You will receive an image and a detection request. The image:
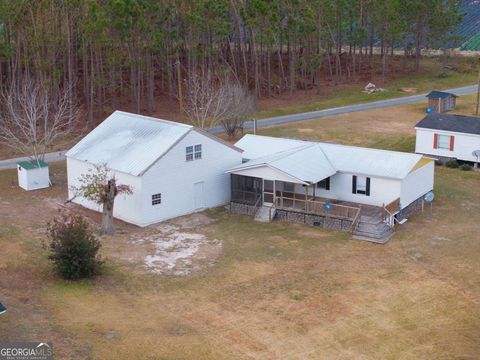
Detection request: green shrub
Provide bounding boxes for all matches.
[445,159,459,168]
[46,213,103,280]
[460,164,472,171]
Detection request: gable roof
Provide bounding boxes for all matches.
[17,159,48,170]
[227,144,336,183]
[415,113,480,135]
[426,90,457,99]
[231,135,423,180]
[66,111,241,176]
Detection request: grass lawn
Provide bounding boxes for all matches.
[256,56,480,119]
[1,96,480,359]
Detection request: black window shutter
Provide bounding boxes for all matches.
[325,177,330,190]
[366,177,371,196]
[352,175,357,194]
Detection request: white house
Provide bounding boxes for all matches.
[66,111,243,227]
[415,113,480,163]
[17,159,50,191]
[228,135,435,242]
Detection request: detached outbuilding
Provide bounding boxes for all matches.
[426,91,457,113]
[415,113,480,163]
[66,111,243,227]
[17,159,50,191]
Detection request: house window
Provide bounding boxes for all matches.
[283,182,295,192]
[186,144,202,161]
[186,146,193,161]
[437,134,451,150]
[151,193,162,205]
[194,144,202,159]
[317,177,330,190]
[352,175,370,196]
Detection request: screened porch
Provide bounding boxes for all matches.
[230,174,361,222]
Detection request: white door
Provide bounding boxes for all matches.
[194,181,205,210]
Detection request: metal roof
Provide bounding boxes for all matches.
[415,113,480,135]
[232,135,423,180]
[17,159,48,170]
[426,90,457,99]
[66,111,192,176]
[227,144,337,183]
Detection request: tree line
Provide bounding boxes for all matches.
[0,0,462,128]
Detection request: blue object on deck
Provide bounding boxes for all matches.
[426,108,433,113]
[323,203,333,211]
[0,303,6,315]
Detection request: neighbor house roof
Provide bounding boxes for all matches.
[227,144,336,183]
[17,159,48,170]
[415,113,480,136]
[426,90,457,99]
[66,111,241,176]
[230,135,424,181]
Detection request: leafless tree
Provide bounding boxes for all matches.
[218,82,256,138]
[183,72,255,137]
[0,77,81,164]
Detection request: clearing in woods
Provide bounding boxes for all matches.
[0,95,480,359]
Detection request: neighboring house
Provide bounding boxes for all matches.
[228,135,435,243]
[426,91,457,113]
[66,111,243,227]
[415,113,480,163]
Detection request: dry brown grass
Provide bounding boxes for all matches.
[1,97,480,359]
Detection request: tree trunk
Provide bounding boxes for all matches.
[101,179,116,234]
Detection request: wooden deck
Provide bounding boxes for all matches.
[274,191,361,223]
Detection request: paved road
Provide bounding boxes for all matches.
[0,151,66,170]
[0,84,477,170]
[209,84,478,133]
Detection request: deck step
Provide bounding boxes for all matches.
[254,205,276,223]
[353,209,394,243]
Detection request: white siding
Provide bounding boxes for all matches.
[282,172,401,208]
[400,161,434,208]
[415,128,480,162]
[67,157,144,226]
[140,130,242,226]
[17,166,50,191]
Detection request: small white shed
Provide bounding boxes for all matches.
[17,160,51,191]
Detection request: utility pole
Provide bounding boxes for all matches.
[476,66,480,116]
[176,58,184,114]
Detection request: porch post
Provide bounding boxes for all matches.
[305,185,308,212]
[273,180,276,206]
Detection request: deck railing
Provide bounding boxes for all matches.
[274,191,360,221]
[382,197,400,227]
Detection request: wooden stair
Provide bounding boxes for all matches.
[353,214,394,244]
[254,205,276,223]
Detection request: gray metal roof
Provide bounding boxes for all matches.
[232,135,423,180]
[426,90,457,99]
[228,144,337,183]
[66,111,192,176]
[415,113,480,135]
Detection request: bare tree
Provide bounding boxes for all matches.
[0,77,81,164]
[218,82,256,138]
[184,73,255,136]
[70,164,133,235]
[183,72,227,129]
